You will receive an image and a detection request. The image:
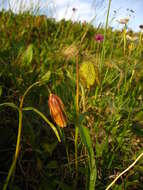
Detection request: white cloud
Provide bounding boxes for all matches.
[51,0,102,23]
[53,0,71,6]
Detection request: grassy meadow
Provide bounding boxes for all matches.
[0,3,143,190]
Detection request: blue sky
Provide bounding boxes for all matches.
[0,0,143,31]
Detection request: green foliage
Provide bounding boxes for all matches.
[21,44,34,66]
[79,122,97,190]
[41,71,51,83]
[0,86,2,97]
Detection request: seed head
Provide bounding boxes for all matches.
[117,18,129,25]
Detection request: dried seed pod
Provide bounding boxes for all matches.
[62,44,78,60]
[48,94,67,128]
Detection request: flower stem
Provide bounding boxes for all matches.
[75,53,79,187]
[3,81,40,190]
[101,0,112,72]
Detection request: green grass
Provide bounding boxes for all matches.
[0,7,143,190]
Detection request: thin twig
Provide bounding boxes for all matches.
[105,152,143,190]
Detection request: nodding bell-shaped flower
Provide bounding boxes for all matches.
[48,94,67,128]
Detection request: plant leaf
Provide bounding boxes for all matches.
[22,44,34,66]
[41,71,51,83]
[79,125,93,161]
[79,61,96,88]
[0,86,2,97]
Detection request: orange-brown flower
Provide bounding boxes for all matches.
[48,93,67,128]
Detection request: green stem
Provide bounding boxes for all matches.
[20,81,40,108]
[75,54,79,187]
[80,84,86,112]
[3,109,22,190]
[100,0,112,94]
[101,0,112,69]
[3,81,40,190]
[123,25,127,55]
[137,32,142,54]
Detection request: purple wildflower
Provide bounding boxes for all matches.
[94,34,104,42]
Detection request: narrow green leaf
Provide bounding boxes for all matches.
[79,124,97,190]
[79,125,93,160]
[22,44,33,66]
[89,166,97,190]
[0,86,2,96]
[23,106,61,142]
[0,102,19,110]
[41,71,51,83]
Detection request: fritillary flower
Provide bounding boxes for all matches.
[48,94,67,128]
